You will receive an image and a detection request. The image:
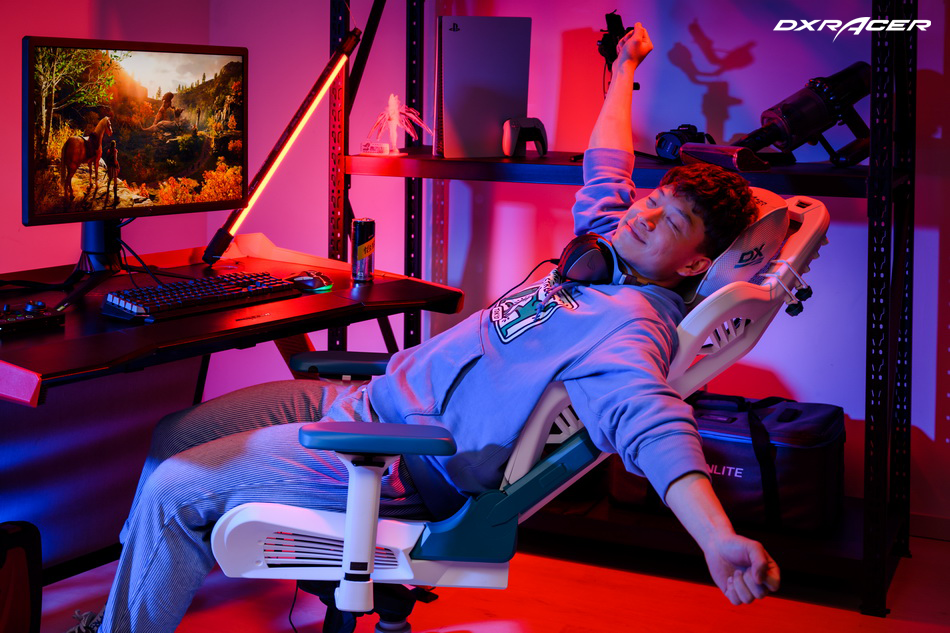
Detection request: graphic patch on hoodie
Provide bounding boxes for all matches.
[489,270,578,343]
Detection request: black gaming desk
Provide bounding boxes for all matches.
[0,234,462,583]
[0,234,464,407]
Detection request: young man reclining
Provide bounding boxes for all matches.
[72,22,780,633]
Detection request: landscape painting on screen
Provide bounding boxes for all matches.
[29,45,245,214]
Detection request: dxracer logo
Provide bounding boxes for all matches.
[775,18,930,41]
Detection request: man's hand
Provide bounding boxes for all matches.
[702,532,781,605]
[589,22,653,151]
[664,472,780,605]
[614,22,654,71]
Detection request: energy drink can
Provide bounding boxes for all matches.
[351,218,375,282]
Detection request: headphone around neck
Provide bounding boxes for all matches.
[556,233,615,284]
[556,233,645,286]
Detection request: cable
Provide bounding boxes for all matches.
[489,258,559,309]
[0,261,86,292]
[288,583,301,633]
[117,238,165,287]
[0,277,72,291]
[117,247,138,289]
[116,218,144,287]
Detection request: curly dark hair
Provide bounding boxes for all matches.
[659,163,758,259]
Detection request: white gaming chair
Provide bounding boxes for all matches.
[211,191,830,632]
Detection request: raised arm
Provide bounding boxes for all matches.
[572,23,654,237]
[588,22,653,152]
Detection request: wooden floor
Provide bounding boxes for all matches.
[41,535,950,632]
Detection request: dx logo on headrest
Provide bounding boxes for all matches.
[735,244,765,268]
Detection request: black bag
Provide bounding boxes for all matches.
[609,393,846,533]
[688,393,846,532]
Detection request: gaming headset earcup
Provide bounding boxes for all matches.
[556,233,614,284]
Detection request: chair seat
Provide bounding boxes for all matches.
[299,421,457,456]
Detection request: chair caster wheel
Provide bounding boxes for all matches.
[376,619,411,633]
[322,605,357,633]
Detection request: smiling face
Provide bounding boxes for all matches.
[612,186,712,288]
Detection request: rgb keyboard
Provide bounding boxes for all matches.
[102,272,300,321]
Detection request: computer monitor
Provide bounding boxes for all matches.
[22,35,248,280]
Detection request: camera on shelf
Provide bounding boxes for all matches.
[655,124,715,162]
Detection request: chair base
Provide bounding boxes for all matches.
[300,580,435,633]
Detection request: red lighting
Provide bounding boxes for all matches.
[203,29,361,265]
[228,54,349,236]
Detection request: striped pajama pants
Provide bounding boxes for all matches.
[99,379,429,633]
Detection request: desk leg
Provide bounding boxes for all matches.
[274,335,318,380]
[193,354,211,405]
[376,317,399,354]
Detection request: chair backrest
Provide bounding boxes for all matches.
[500,194,830,504]
[682,187,790,311]
[669,194,829,395]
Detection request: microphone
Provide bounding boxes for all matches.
[733,61,871,167]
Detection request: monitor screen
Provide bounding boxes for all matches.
[22,36,248,226]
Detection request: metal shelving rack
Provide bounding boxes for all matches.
[328,0,916,615]
[861,0,918,616]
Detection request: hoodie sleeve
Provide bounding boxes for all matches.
[561,316,710,502]
[571,147,638,238]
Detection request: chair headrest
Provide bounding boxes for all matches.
[683,187,790,310]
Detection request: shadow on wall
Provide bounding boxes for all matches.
[706,361,796,402]
[555,28,609,153]
[667,19,755,145]
[429,181,503,335]
[436,0,497,18]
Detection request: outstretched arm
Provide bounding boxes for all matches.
[665,472,781,604]
[588,22,653,152]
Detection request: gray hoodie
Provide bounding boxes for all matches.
[367,148,708,504]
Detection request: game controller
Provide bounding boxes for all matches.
[502,118,548,157]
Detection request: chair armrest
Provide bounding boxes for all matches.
[296,421,456,613]
[299,421,457,457]
[290,351,392,378]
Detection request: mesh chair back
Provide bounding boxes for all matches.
[684,188,790,311]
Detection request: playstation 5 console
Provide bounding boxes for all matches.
[434,16,531,158]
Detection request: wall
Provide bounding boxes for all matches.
[1,0,947,568]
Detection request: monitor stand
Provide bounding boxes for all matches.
[53,219,194,311]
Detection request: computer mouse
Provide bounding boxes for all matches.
[289,270,333,292]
